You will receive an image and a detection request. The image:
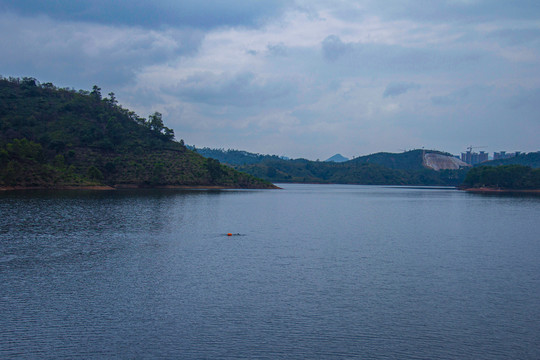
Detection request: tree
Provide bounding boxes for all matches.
[107,92,118,106]
[87,166,103,181]
[6,139,43,161]
[21,77,37,87]
[162,127,175,140]
[91,85,102,100]
[148,112,174,140]
[206,158,224,183]
[148,112,164,132]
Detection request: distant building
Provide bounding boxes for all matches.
[477,151,489,164]
[461,150,488,165]
[494,151,520,160]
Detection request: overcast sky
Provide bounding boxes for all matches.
[1,0,539,159]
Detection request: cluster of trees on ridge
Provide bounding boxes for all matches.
[0,76,273,189]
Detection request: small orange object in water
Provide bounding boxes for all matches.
[227,233,232,236]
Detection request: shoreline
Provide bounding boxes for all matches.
[461,187,540,194]
[0,184,279,191]
[0,185,116,191]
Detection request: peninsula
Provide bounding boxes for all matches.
[460,164,540,193]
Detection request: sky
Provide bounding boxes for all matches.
[1,0,539,160]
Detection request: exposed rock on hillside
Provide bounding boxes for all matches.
[424,153,470,171]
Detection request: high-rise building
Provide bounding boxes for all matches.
[494,151,520,160]
[461,150,488,165]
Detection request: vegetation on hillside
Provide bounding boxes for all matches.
[235,159,467,185]
[194,147,287,166]
[462,165,540,190]
[195,147,468,186]
[0,76,274,189]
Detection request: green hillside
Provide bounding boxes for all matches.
[194,147,286,165]
[196,147,468,186]
[0,76,275,189]
[462,165,540,190]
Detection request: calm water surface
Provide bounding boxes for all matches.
[1,184,539,359]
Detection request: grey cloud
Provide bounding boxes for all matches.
[167,72,297,108]
[0,15,203,89]
[321,35,482,74]
[357,0,540,23]
[383,82,420,98]
[506,87,540,115]
[2,0,538,159]
[487,28,540,46]
[431,85,493,106]
[321,35,351,61]
[266,43,289,57]
[0,0,290,29]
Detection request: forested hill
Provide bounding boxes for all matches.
[193,147,287,165]
[0,76,275,189]
[195,147,469,186]
[462,165,540,190]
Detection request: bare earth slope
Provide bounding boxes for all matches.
[424,153,471,171]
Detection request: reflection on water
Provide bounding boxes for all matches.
[1,185,540,359]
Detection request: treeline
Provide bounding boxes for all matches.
[194,147,286,165]
[195,147,468,186]
[462,165,540,189]
[234,159,467,185]
[0,76,273,188]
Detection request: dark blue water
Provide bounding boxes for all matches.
[1,184,539,359]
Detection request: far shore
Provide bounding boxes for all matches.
[461,187,540,194]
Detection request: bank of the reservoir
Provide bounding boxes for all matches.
[461,187,540,194]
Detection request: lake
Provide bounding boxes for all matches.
[1,184,539,359]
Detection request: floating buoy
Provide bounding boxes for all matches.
[227,233,232,236]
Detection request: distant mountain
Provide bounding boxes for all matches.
[477,152,540,168]
[198,147,469,186]
[325,154,349,163]
[0,76,275,189]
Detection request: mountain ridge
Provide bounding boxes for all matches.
[193,147,470,186]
